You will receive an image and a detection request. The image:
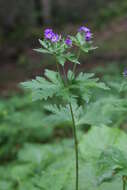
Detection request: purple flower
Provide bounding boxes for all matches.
[78,26,90,33]
[44,28,61,43]
[85,32,92,41]
[51,33,60,43]
[123,69,127,77]
[65,37,72,46]
[44,28,53,40]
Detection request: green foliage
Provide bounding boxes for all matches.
[1,64,127,163]
[70,33,97,53]
[21,69,109,104]
[92,64,127,127]
[65,53,80,64]
[0,126,127,189]
[74,71,109,102]
[21,70,63,101]
[35,39,79,66]
[79,126,127,188]
[0,95,54,160]
[97,147,127,184]
[44,103,84,127]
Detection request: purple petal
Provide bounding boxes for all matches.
[85,32,92,41]
[65,37,72,46]
[51,33,60,43]
[44,28,54,40]
[78,26,90,33]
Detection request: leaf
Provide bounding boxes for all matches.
[10,164,34,181]
[79,126,127,161]
[38,39,48,48]
[36,161,72,190]
[81,46,89,53]
[34,48,50,54]
[77,72,95,80]
[18,140,73,167]
[67,70,74,81]
[44,103,84,127]
[21,69,79,103]
[79,126,127,185]
[89,46,98,51]
[21,69,109,104]
[20,70,63,101]
[67,72,109,103]
[32,140,125,190]
[56,55,66,66]
[76,72,109,90]
[44,104,72,127]
[119,80,127,92]
[45,69,62,84]
[18,181,39,190]
[76,33,84,45]
[65,53,80,64]
[81,44,98,53]
[63,71,110,103]
[0,180,13,190]
[1,120,127,190]
[79,96,126,126]
[78,103,111,126]
[96,147,127,184]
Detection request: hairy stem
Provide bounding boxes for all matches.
[123,176,126,190]
[72,50,81,78]
[56,61,61,76]
[56,60,67,87]
[63,66,67,82]
[69,103,79,190]
[55,60,79,190]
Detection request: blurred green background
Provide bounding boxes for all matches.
[0,0,127,95]
[0,0,127,160]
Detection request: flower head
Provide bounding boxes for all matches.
[44,28,61,43]
[85,32,92,41]
[123,69,127,77]
[65,37,72,46]
[44,28,53,40]
[78,26,90,33]
[51,33,60,43]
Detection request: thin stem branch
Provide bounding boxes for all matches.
[56,61,66,85]
[69,103,79,190]
[72,50,81,78]
[123,176,126,190]
[63,66,68,84]
[56,61,61,76]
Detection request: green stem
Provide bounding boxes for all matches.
[55,60,79,190]
[69,103,79,190]
[123,176,126,190]
[56,61,61,77]
[63,66,68,84]
[72,50,81,78]
[56,61,66,85]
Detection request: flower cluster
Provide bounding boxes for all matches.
[78,26,92,41]
[44,28,61,43]
[44,25,93,48]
